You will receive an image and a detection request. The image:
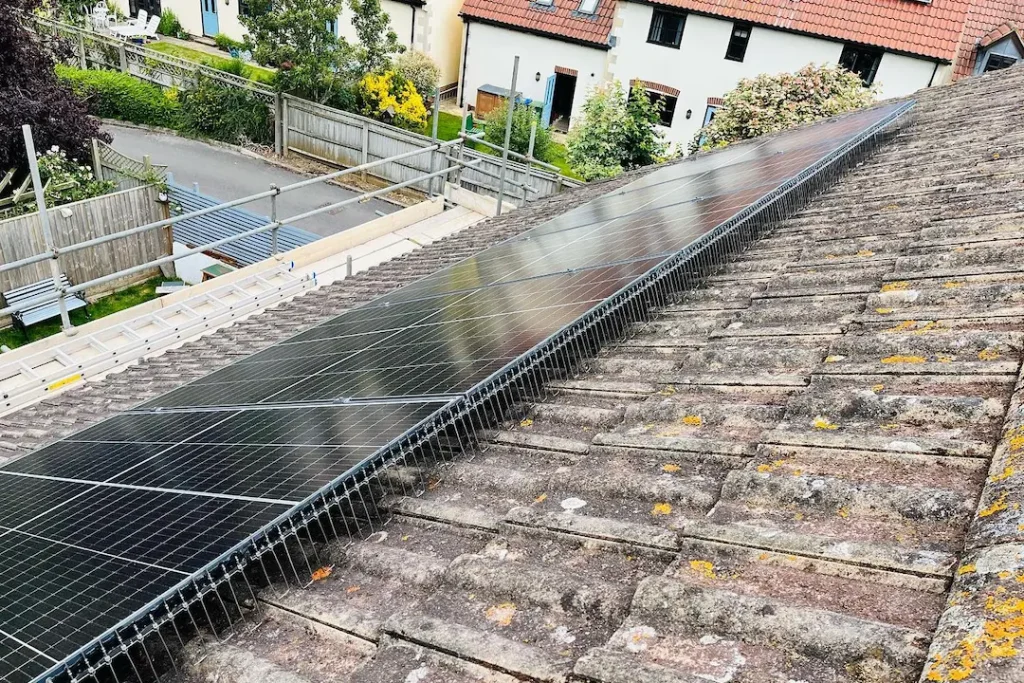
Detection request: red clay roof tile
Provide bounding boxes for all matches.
[459,0,616,47]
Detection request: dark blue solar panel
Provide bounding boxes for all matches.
[0,100,913,683]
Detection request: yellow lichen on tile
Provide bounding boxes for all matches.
[944,281,965,289]
[837,507,850,518]
[884,320,917,334]
[857,249,875,257]
[689,560,717,579]
[938,355,954,363]
[978,348,1002,361]
[311,566,333,581]
[872,384,885,393]
[681,415,703,426]
[979,491,1010,518]
[881,281,910,292]
[651,502,672,516]
[875,307,894,314]
[881,423,901,431]
[662,463,681,473]
[958,564,977,575]
[659,385,676,396]
[882,354,928,364]
[535,493,548,503]
[813,417,839,430]
[824,355,843,363]
[485,603,517,627]
[520,418,534,428]
[990,467,1015,483]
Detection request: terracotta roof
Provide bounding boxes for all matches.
[952,0,1024,77]
[459,0,615,47]
[642,0,979,60]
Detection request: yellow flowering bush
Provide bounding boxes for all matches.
[358,71,427,130]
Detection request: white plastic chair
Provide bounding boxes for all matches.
[111,13,158,40]
[109,8,145,35]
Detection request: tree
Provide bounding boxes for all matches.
[349,0,403,74]
[482,103,553,163]
[566,81,668,181]
[0,0,107,173]
[690,64,876,153]
[240,0,357,106]
[394,50,440,101]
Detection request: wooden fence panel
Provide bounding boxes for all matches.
[0,185,169,295]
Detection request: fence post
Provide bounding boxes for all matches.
[274,92,283,156]
[23,125,74,335]
[143,154,152,177]
[91,138,104,182]
[118,42,128,72]
[495,56,520,217]
[281,96,290,158]
[77,33,86,69]
[360,121,370,181]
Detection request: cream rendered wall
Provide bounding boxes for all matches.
[609,2,939,147]
[461,22,607,126]
[422,0,464,84]
[874,52,940,97]
[150,0,200,36]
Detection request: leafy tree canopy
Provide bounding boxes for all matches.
[690,64,875,153]
[566,82,668,181]
[240,0,402,108]
[0,0,107,173]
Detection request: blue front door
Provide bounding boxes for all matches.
[541,75,556,128]
[201,0,219,36]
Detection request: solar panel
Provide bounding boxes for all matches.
[0,101,913,683]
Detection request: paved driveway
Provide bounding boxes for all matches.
[103,124,397,237]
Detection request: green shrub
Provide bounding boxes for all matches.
[178,76,273,145]
[55,64,181,128]
[690,64,876,153]
[483,102,553,163]
[157,9,188,39]
[217,57,247,78]
[214,33,245,53]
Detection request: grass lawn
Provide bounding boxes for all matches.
[0,277,172,350]
[148,42,277,86]
[432,111,581,180]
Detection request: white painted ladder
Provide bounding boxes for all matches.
[0,265,312,416]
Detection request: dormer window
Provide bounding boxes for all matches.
[534,0,553,6]
[578,0,599,14]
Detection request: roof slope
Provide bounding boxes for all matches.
[459,0,616,47]
[5,66,1024,683]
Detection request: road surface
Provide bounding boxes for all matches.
[103,123,397,237]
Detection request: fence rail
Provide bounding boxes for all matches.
[94,139,168,190]
[30,15,581,204]
[0,184,169,297]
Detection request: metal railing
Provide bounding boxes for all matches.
[0,126,477,330]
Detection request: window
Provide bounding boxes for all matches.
[578,0,599,13]
[702,104,718,127]
[326,17,337,35]
[632,88,678,127]
[533,0,553,5]
[839,44,883,85]
[984,52,1019,72]
[647,10,685,48]
[725,23,751,62]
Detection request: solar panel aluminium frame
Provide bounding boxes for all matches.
[34,100,915,683]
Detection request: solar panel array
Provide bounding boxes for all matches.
[0,101,912,683]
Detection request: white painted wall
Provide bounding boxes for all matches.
[338,0,415,49]
[874,51,939,95]
[609,3,940,147]
[461,21,607,126]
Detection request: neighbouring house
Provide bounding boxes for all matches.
[458,0,614,131]
[133,0,465,86]
[457,0,1024,146]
